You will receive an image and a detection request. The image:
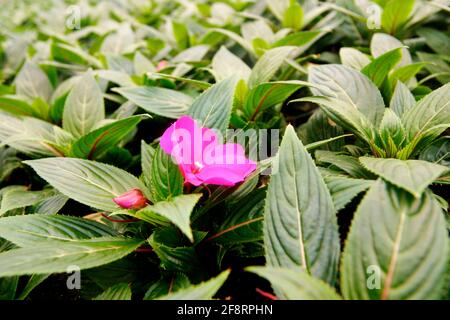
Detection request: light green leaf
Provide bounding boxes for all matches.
[248,46,295,88]
[244,80,309,119]
[93,283,131,300]
[359,157,448,197]
[188,76,237,132]
[136,194,202,242]
[272,31,320,48]
[0,238,143,277]
[339,47,371,70]
[17,274,50,300]
[113,86,192,119]
[401,82,450,146]
[0,95,40,118]
[62,72,105,138]
[141,140,155,188]
[381,0,415,35]
[417,28,450,55]
[308,64,385,128]
[322,174,374,211]
[264,125,340,284]
[211,46,251,82]
[248,266,341,300]
[0,214,118,247]
[150,146,184,202]
[361,47,402,87]
[389,81,415,117]
[341,180,448,299]
[70,115,143,159]
[157,270,230,300]
[282,1,303,31]
[0,188,54,214]
[24,158,147,212]
[371,33,412,68]
[15,61,52,102]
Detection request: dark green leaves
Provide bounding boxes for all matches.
[0,214,118,247]
[24,158,147,212]
[0,238,143,277]
[114,86,193,119]
[264,125,340,285]
[341,180,448,299]
[359,157,448,197]
[188,76,238,132]
[248,266,341,300]
[70,116,143,159]
[62,72,105,138]
[150,147,184,202]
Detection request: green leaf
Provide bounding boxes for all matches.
[93,283,132,300]
[211,46,251,82]
[389,62,427,85]
[0,188,54,214]
[24,158,147,212]
[417,28,450,55]
[282,1,303,31]
[381,0,415,35]
[62,72,105,138]
[157,270,230,300]
[339,47,371,70]
[248,266,341,300]
[243,80,308,120]
[148,227,202,273]
[188,76,237,132]
[308,64,385,128]
[17,274,50,300]
[322,174,374,211]
[150,146,184,202]
[419,136,449,167]
[272,31,320,48]
[0,95,40,118]
[264,125,340,284]
[371,33,412,68]
[248,46,295,88]
[141,140,155,188]
[359,157,448,197]
[210,188,265,245]
[70,116,143,159]
[341,180,448,299]
[15,61,52,102]
[94,70,135,87]
[0,214,118,247]
[136,194,202,242]
[361,47,402,87]
[0,238,143,277]
[316,151,373,179]
[401,83,450,148]
[389,81,415,117]
[113,86,192,119]
[0,276,18,300]
[144,273,190,300]
[33,193,68,215]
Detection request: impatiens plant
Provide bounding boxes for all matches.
[0,0,448,301]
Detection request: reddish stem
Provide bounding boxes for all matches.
[255,288,278,300]
[134,247,154,253]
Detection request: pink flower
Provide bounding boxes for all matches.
[156,60,168,71]
[113,189,147,209]
[160,116,256,186]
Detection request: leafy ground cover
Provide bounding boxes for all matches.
[0,0,449,300]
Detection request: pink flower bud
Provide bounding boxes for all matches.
[113,189,147,209]
[156,60,168,71]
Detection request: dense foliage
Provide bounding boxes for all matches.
[0,0,449,300]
